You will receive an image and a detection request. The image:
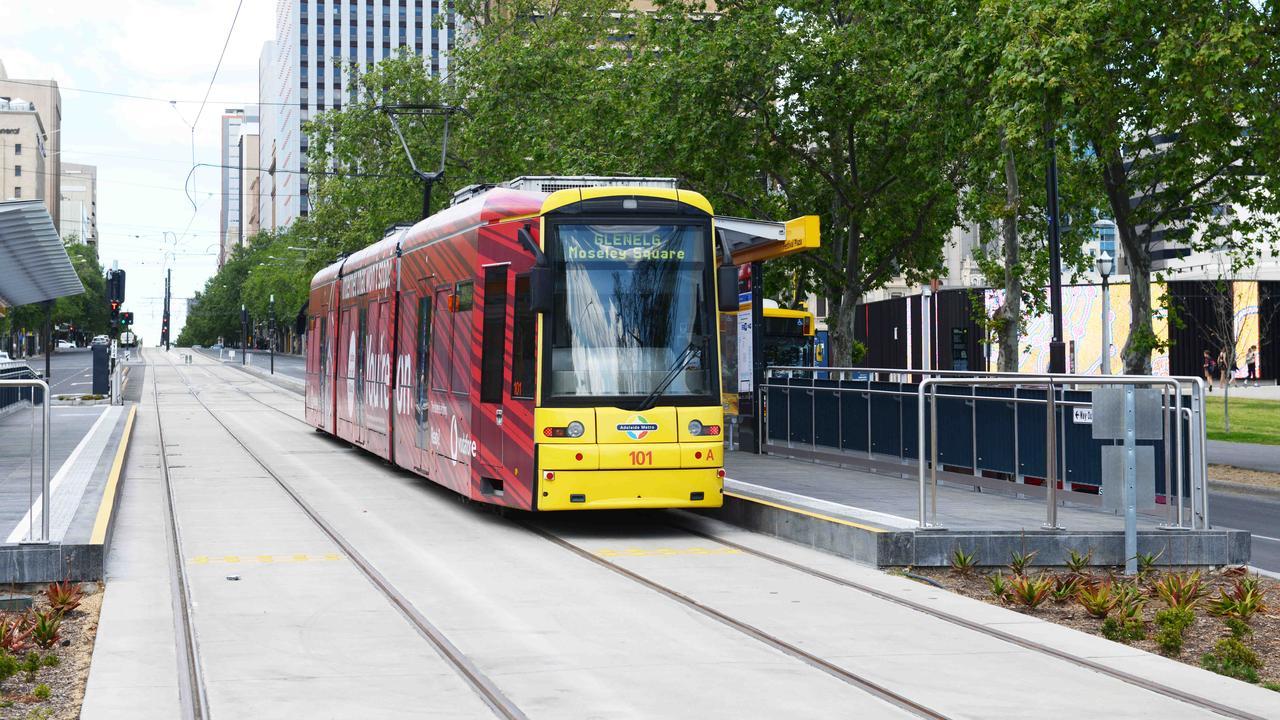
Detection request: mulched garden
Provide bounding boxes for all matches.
[0,581,102,720]
[907,550,1280,692]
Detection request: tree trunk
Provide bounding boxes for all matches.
[1121,245,1153,375]
[829,291,861,367]
[997,135,1021,372]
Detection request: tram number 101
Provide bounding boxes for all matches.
[629,450,654,466]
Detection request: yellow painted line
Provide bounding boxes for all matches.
[187,553,344,565]
[593,546,742,558]
[89,405,138,545]
[724,490,887,534]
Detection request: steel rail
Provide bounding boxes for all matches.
[518,520,951,720]
[149,361,211,720]
[671,521,1267,720]
[155,352,528,720]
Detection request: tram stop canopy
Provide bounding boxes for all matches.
[0,201,84,310]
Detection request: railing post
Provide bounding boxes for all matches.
[1043,381,1061,530]
[918,380,928,528]
[930,385,939,526]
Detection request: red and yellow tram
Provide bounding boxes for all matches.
[305,180,739,510]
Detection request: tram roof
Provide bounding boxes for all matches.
[0,201,84,308]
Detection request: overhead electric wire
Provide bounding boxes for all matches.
[191,0,246,130]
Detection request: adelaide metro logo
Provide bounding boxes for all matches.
[616,415,659,440]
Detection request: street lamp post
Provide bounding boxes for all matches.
[1046,130,1066,374]
[1097,252,1114,375]
[269,294,276,375]
[240,304,248,366]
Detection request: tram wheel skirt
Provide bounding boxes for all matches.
[538,468,724,511]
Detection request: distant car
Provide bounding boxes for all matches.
[57,340,74,350]
[192,344,203,349]
[210,343,223,351]
[0,351,10,362]
[91,335,109,346]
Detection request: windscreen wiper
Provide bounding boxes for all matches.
[634,342,701,412]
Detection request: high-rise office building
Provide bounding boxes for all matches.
[258,0,456,232]
[219,106,260,267]
[0,60,60,228]
[59,162,97,251]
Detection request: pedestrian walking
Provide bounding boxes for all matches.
[1217,349,1231,389]
[1247,345,1259,387]
[1203,349,1216,391]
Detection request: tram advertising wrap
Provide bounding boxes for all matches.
[305,185,731,511]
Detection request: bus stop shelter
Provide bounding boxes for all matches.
[0,200,86,378]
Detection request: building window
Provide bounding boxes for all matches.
[13,166,20,177]
[13,143,19,155]
[1096,224,1116,258]
[12,186,20,198]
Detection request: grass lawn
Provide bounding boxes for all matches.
[1205,396,1280,445]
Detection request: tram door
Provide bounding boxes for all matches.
[475,265,509,474]
[430,286,454,468]
[413,295,431,454]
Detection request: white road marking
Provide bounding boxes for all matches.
[1252,534,1280,544]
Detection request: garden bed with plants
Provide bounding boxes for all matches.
[0,581,101,720]
[907,550,1279,693]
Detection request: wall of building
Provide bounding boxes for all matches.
[0,70,60,228]
[0,109,46,207]
[59,161,96,249]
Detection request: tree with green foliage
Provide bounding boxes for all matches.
[985,0,1280,374]
[948,0,1100,371]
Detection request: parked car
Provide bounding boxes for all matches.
[57,340,74,350]
[210,343,223,351]
[91,335,109,346]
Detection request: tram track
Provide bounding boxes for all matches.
[185,350,1268,719]
[152,352,528,720]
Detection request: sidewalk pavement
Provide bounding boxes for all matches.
[1207,440,1280,473]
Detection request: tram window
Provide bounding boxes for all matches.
[511,275,535,399]
[451,281,473,393]
[480,267,508,403]
[417,297,431,400]
[432,289,450,391]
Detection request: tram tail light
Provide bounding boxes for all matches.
[543,471,555,481]
[716,469,726,478]
[688,420,721,437]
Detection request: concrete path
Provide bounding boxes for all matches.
[83,349,1280,719]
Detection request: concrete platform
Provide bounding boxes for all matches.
[0,392,137,581]
[713,451,1250,568]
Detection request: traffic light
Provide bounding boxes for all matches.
[121,311,134,326]
[106,269,126,304]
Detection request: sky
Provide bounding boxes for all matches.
[0,0,278,341]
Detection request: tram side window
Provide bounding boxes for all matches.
[431,289,450,391]
[511,275,535,399]
[451,281,473,394]
[480,267,508,403]
[416,297,431,399]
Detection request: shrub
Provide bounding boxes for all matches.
[1208,578,1269,622]
[1101,617,1146,643]
[0,616,30,655]
[1051,575,1083,604]
[1008,574,1054,609]
[1134,549,1163,578]
[1065,548,1093,575]
[44,580,82,616]
[40,654,58,668]
[1201,638,1261,683]
[21,652,39,674]
[988,573,1011,603]
[1007,550,1037,576]
[1225,618,1253,640]
[32,683,49,701]
[1078,582,1119,619]
[950,547,977,574]
[1154,607,1195,656]
[1152,571,1207,612]
[30,612,59,650]
[1262,681,1280,693]
[0,652,16,688]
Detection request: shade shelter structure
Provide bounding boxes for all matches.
[0,200,86,379]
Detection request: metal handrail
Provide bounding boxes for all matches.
[917,375,1194,532]
[764,365,1206,528]
[0,379,50,543]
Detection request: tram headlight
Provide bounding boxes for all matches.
[566,421,585,438]
[688,420,703,436]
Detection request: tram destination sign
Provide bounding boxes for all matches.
[562,225,693,263]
